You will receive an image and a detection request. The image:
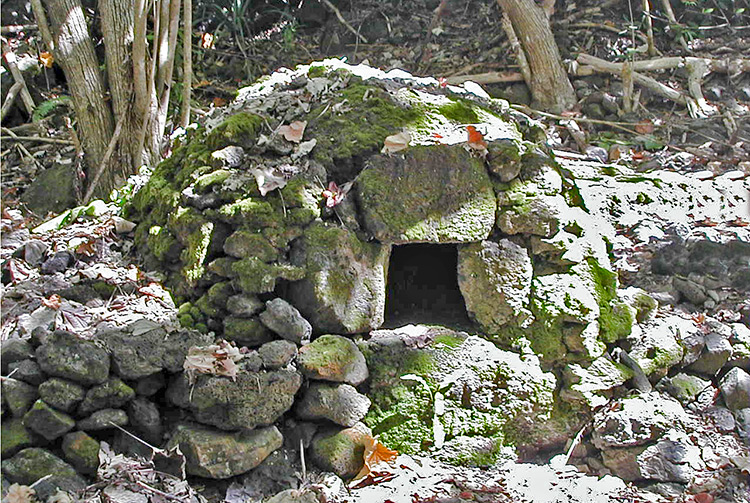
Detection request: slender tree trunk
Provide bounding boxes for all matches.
[35,0,114,175]
[496,0,576,112]
[98,0,142,191]
[180,0,192,128]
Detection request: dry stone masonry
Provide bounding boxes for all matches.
[2,60,749,502]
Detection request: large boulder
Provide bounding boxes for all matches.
[356,145,496,244]
[167,369,302,430]
[35,330,110,385]
[361,326,581,463]
[295,383,371,427]
[289,223,390,334]
[100,319,212,380]
[457,239,533,333]
[168,423,283,479]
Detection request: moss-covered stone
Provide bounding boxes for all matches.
[1,448,86,499]
[306,81,421,176]
[206,112,264,151]
[231,257,305,294]
[213,198,279,227]
[223,317,275,347]
[2,378,38,417]
[23,400,75,441]
[224,230,279,261]
[37,378,86,413]
[356,145,496,243]
[1,418,38,458]
[61,431,100,475]
[147,225,181,262]
[361,328,571,460]
[194,168,232,193]
[310,423,371,479]
[78,378,136,415]
[289,222,390,334]
[297,335,369,385]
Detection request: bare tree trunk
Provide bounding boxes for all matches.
[98,0,142,191]
[180,0,192,128]
[33,0,114,178]
[496,0,576,112]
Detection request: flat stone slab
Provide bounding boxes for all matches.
[356,145,496,244]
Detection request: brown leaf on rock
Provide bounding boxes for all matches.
[278,120,307,143]
[634,120,654,134]
[184,340,245,384]
[5,483,36,503]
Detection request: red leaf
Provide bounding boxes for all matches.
[635,120,654,134]
[466,126,487,151]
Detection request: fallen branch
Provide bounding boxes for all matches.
[510,104,645,137]
[1,24,38,34]
[576,53,690,109]
[0,134,73,145]
[321,0,368,44]
[446,71,524,85]
[578,55,750,74]
[1,127,45,171]
[1,38,36,116]
[565,22,649,44]
[0,82,23,122]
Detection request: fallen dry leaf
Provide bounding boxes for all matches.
[5,483,36,503]
[353,434,398,481]
[635,120,654,134]
[382,131,411,154]
[251,167,287,196]
[38,51,54,68]
[75,239,97,257]
[466,126,487,152]
[184,340,245,384]
[42,294,62,310]
[278,120,307,143]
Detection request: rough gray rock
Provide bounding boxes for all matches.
[22,399,75,440]
[135,372,166,397]
[37,378,86,413]
[100,319,212,380]
[78,377,136,415]
[688,332,732,376]
[259,340,298,369]
[289,222,390,334]
[35,330,110,385]
[167,423,283,479]
[457,239,533,332]
[295,382,371,427]
[592,393,689,449]
[355,145,496,244]
[735,408,750,444]
[310,422,372,479]
[127,397,163,445]
[167,369,302,430]
[672,276,708,305]
[719,367,750,410]
[259,298,313,345]
[210,145,246,168]
[6,359,45,386]
[226,294,265,317]
[1,339,34,374]
[77,408,128,431]
[497,194,564,238]
[656,373,711,404]
[266,489,319,503]
[61,431,100,475]
[297,335,369,386]
[2,378,38,417]
[1,448,86,500]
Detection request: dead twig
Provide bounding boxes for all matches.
[0,134,73,145]
[321,0,368,44]
[510,104,646,137]
[1,127,46,171]
[83,107,125,203]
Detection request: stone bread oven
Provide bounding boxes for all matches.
[2,61,650,492]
